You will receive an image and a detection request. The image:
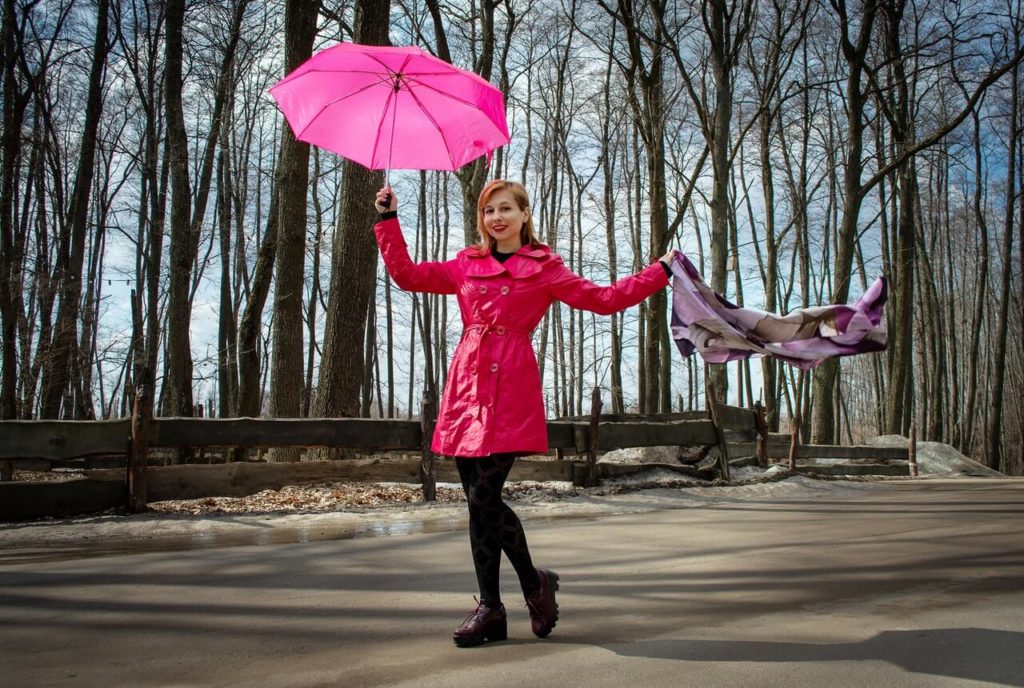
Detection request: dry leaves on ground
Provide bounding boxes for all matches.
[147,481,580,516]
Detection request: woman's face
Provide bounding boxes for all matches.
[481,189,529,248]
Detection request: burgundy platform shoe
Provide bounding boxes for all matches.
[525,569,559,638]
[453,600,508,647]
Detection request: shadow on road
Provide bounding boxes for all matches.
[608,628,1024,687]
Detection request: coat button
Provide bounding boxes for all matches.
[489,363,499,373]
[500,286,510,295]
[478,285,488,294]
[496,326,506,335]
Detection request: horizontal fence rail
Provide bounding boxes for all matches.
[0,418,722,458]
[150,418,424,451]
[1,419,131,461]
[0,402,912,521]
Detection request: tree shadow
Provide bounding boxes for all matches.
[607,628,1024,687]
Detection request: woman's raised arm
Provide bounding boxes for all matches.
[372,187,458,295]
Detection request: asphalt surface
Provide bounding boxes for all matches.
[2,478,1023,688]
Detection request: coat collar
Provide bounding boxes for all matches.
[460,244,552,279]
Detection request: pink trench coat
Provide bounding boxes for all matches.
[374,217,670,458]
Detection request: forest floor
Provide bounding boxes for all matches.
[1,437,1005,557]
[8,433,1001,519]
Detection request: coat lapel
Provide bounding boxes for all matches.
[506,246,551,279]
[460,247,504,277]
[460,245,553,279]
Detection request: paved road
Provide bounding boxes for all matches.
[2,478,1023,688]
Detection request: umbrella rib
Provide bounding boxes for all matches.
[405,77,505,128]
[369,54,413,171]
[394,70,469,77]
[282,67,404,77]
[294,79,392,140]
[403,85,460,170]
[365,52,407,85]
[273,67,395,92]
[371,87,399,170]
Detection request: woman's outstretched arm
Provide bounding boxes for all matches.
[546,252,674,315]
[372,187,458,295]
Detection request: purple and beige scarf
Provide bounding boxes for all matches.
[670,253,887,370]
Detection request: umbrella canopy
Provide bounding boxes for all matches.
[269,42,509,172]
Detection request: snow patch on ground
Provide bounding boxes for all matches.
[869,435,1004,477]
[599,446,682,464]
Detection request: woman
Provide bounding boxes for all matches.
[373,180,674,647]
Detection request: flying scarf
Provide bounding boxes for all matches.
[669,253,887,370]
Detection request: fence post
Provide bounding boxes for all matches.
[705,379,731,482]
[753,401,768,468]
[585,387,603,487]
[127,382,152,513]
[420,390,437,502]
[908,422,918,478]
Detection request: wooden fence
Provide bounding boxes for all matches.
[0,393,911,520]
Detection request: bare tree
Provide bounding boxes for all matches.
[163,0,249,423]
[813,0,1023,442]
[745,0,811,428]
[986,14,1021,470]
[267,0,320,461]
[313,0,391,421]
[37,0,110,418]
[423,0,498,245]
[0,0,61,419]
[598,0,673,411]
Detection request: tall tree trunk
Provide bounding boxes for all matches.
[750,0,808,427]
[759,109,779,427]
[611,0,673,412]
[916,202,946,441]
[812,1,877,443]
[425,0,495,246]
[313,0,390,421]
[162,0,194,418]
[361,293,376,417]
[0,0,31,419]
[236,191,278,416]
[384,267,394,417]
[163,0,247,420]
[217,148,238,417]
[38,0,108,418]
[120,0,168,436]
[986,53,1020,471]
[267,0,319,461]
[705,0,737,406]
[884,157,917,435]
[601,48,624,412]
[304,149,325,417]
[1019,54,1024,476]
[416,177,436,399]
[881,0,919,436]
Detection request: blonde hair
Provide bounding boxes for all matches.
[474,179,543,252]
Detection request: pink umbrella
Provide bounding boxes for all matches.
[269,42,510,174]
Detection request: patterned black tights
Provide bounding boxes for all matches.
[457,454,541,608]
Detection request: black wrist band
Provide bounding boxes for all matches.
[380,210,398,220]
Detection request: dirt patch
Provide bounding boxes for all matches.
[11,469,85,482]
[147,480,581,516]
